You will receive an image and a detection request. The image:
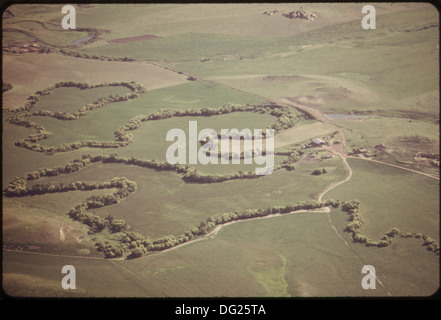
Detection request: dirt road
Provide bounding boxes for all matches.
[347,156,439,180]
[273,97,330,123]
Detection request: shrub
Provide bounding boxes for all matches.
[311,168,327,175]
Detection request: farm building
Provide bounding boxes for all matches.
[311,138,326,146]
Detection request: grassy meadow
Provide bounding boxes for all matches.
[325,158,439,296]
[23,156,347,239]
[28,81,265,147]
[7,205,434,297]
[326,158,439,242]
[33,85,131,113]
[5,20,89,47]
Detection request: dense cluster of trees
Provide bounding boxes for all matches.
[275,148,303,159]
[5,158,92,196]
[2,82,13,92]
[92,192,439,258]
[400,232,439,255]
[4,85,361,260]
[14,138,128,154]
[10,95,303,155]
[107,101,285,149]
[8,81,147,153]
[5,151,299,198]
[6,165,136,199]
[95,240,125,258]
[146,199,331,252]
[113,114,150,144]
[146,103,301,136]
[418,152,439,160]
[9,81,146,114]
[7,114,51,144]
[59,48,135,62]
[6,168,139,258]
[4,157,342,259]
[421,235,439,254]
[5,147,312,204]
[311,168,328,175]
[341,200,380,245]
[96,153,279,183]
[5,161,139,257]
[275,148,304,171]
[16,148,440,258]
[341,201,439,254]
[146,103,300,135]
[268,105,301,132]
[343,201,402,247]
[147,103,263,120]
[36,81,146,120]
[91,153,264,183]
[183,168,260,183]
[95,224,153,259]
[217,200,325,222]
[146,196,439,257]
[7,79,308,158]
[6,144,439,258]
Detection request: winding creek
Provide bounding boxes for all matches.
[73,36,91,44]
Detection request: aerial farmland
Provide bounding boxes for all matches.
[2,3,439,300]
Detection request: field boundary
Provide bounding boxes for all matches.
[7,82,304,154]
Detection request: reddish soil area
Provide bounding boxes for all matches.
[109,35,159,43]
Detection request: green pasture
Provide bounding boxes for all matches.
[325,157,439,296]
[336,117,439,151]
[13,20,89,47]
[3,250,147,297]
[33,85,131,113]
[23,156,346,239]
[30,81,265,147]
[177,35,437,100]
[80,32,282,62]
[2,30,36,45]
[117,111,276,162]
[1,114,110,187]
[326,158,439,241]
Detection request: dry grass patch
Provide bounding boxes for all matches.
[2,53,188,109]
[2,192,111,253]
[275,121,336,149]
